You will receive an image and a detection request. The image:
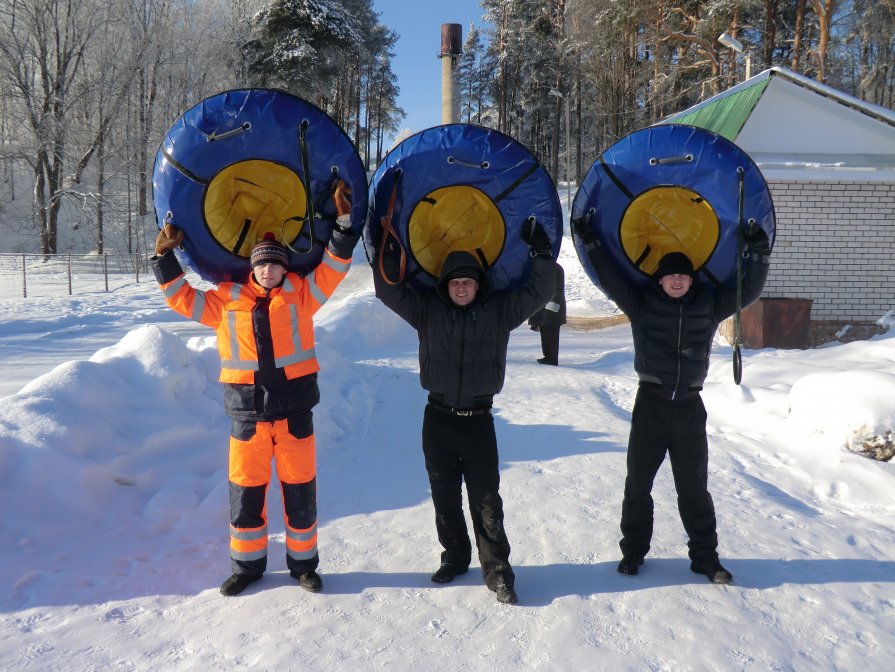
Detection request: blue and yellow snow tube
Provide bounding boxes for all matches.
[366,124,562,292]
[152,88,367,283]
[571,124,775,302]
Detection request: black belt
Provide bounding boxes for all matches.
[638,381,702,401]
[428,401,491,417]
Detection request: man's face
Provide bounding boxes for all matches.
[254,263,286,289]
[447,277,479,306]
[658,273,693,299]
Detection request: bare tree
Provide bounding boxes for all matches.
[0,0,106,254]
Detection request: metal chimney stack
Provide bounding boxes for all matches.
[439,24,462,124]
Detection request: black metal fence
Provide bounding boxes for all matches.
[0,253,150,299]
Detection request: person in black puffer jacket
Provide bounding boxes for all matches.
[374,222,556,605]
[574,219,770,585]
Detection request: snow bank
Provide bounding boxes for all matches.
[788,371,895,452]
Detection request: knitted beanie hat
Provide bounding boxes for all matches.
[654,252,694,279]
[250,233,289,269]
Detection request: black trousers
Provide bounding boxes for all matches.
[619,388,719,562]
[538,325,560,364]
[422,404,514,589]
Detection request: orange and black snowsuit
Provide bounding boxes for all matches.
[151,238,353,577]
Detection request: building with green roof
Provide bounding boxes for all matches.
[660,68,895,345]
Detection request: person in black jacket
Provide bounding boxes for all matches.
[374,222,556,604]
[574,220,770,584]
[528,263,566,365]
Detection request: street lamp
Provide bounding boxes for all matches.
[548,88,572,211]
[718,32,752,81]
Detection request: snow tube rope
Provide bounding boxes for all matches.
[377,169,407,286]
[733,167,745,386]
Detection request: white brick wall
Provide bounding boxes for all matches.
[764,180,895,322]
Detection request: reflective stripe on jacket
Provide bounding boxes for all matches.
[154,249,351,385]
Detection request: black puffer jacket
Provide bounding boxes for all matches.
[585,236,770,400]
[629,283,722,397]
[375,250,556,409]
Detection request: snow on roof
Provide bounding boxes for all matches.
[660,68,895,179]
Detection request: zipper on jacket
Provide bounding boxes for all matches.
[672,304,683,399]
[455,309,467,404]
[254,288,282,390]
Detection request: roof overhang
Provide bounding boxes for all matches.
[753,152,895,182]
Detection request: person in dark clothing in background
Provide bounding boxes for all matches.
[528,263,566,365]
[574,219,770,584]
[373,222,557,605]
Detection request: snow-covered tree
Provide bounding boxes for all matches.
[246,0,361,95]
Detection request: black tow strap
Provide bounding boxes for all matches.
[290,119,316,253]
[733,167,745,385]
[494,163,539,203]
[599,156,634,200]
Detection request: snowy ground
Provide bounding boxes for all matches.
[1,232,894,671]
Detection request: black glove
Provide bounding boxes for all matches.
[572,217,597,247]
[743,220,769,246]
[742,220,771,261]
[521,220,551,257]
[378,239,404,283]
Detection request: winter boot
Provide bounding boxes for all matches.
[489,571,518,605]
[617,556,644,575]
[291,569,323,592]
[690,557,733,584]
[494,581,518,605]
[430,563,468,584]
[220,572,262,596]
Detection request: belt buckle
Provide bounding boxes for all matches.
[455,409,472,416]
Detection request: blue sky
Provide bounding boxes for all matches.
[373,0,490,144]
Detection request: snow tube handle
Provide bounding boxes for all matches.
[649,154,693,166]
[732,343,743,385]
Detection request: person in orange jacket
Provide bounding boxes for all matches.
[151,181,357,597]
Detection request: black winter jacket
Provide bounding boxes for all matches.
[528,263,566,329]
[586,237,770,400]
[375,250,556,409]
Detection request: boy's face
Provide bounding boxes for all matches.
[254,263,286,289]
[447,277,479,306]
[658,273,693,299]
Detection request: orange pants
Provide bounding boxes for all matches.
[227,411,318,576]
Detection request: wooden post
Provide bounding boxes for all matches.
[67,254,73,295]
[22,254,27,298]
[103,253,109,292]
